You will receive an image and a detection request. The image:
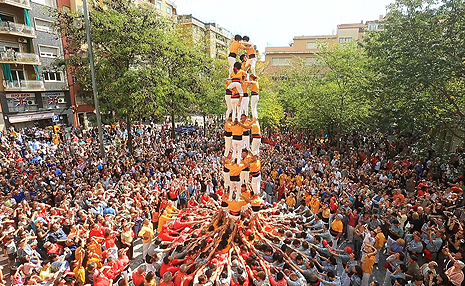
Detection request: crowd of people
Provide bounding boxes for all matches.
[0,34,463,286]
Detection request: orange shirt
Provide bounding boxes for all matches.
[250,81,259,93]
[250,160,261,173]
[225,121,232,133]
[230,70,247,82]
[231,124,243,136]
[230,41,244,54]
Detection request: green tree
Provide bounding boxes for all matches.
[364,0,465,147]
[53,0,215,150]
[275,43,373,139]
[195,58,228,136]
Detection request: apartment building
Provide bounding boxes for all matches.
[0,0,72,129]
[264,17,383,73]
[178,14,232,59]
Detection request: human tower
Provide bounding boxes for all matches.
[221,34,263,220]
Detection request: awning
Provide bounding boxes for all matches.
[8,112,55,123]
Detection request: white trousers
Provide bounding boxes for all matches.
[240,170,249,185]
[242,135,250,150]
[227,82,243,96]
[230,180,241,201]
[231,98,240,122]
[231,139,242,164]
[224,136,232,156]
[251,138,260,155]
[251,174,261,194]
[246,57,258,75]
[223,171,230,190]
[250,95,259,118]
[240,96,249,116]
[225,94,232,118]
[228,56,236,75]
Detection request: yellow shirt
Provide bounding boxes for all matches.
[231,124,243,136]
[228,199,247,212]
[245,44,256,56]
[279,174,287,185]
[295,175,303,187]
[361,255,376,275]
[271,170,279,180]
[251,121,260,135]
[250,196,261,207]
[250,160,261,173]
[225,121,232,133]
[331,219,343,233]
[250,81,259,93]
[286,196,296,207]
[230,41,243,54]
[241,81,249,93]
[157,214,173,232]
[374,232,386,250]
[311,197,320,214]
[322,208,330,219]
[226,163,247,176]
[139,225,155,243]
[230,70,247,82]
[73,266,85,285]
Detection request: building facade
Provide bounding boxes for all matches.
[264,17,383,73]
[177,14,232,59]
[0,0,72,130]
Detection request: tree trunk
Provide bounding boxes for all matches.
[127,116,133,155]
[203,114,207,137]
[171,112,175,140]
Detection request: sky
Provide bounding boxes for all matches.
[176,0,394,55]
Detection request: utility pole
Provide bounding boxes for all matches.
[83,0,105,163]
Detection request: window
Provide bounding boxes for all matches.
[0,41,20,53]
[368,23,379,31]
[31,0,55,7]
[39,45,59,58]
[11,70,25,81]
[338,37,352,43]
[156,1,162,9]
[166,6,172,15]
[43,71,63,82]
[306,42,317,49]
[271,58,291,66]
[305,57,318,66]
[0,12,15,23]
[34,18,54,33]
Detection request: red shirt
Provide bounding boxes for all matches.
[132,272,146,286]
[201,194,210,204]
[160,259,180,277]
[89,227,104,238]
[173,272,188,286]
[93,272,111,286]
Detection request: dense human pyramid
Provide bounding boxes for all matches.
[0,35,464,286]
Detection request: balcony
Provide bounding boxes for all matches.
[3,80,45,91]
[0,21,36,38]
[0,51,40,65]
[0,0,31,9]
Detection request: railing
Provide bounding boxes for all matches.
[3,80,44,90]
[0,52,40,64]
[0,0,31,8]
[0,21,35,37]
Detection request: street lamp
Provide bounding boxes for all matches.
[82,0,105,163]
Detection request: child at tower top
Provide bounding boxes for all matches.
[228,35,245,74]
[241,36,258,76]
